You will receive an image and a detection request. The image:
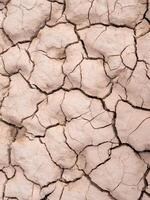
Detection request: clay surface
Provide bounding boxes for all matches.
[0,0,150,199]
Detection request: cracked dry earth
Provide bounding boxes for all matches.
[0,0,150,200]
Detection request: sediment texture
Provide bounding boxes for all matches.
[0,0,150,199]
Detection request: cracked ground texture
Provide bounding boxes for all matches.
[0,0,150,200]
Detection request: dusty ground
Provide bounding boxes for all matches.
[0,0,150,199]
